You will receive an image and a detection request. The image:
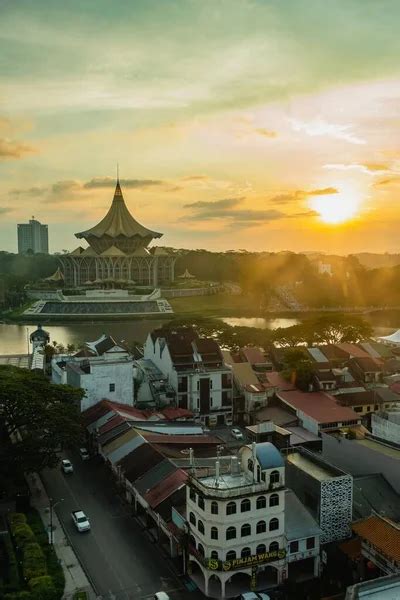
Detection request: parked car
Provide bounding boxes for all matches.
[79,447,90,461]
[231,428,244,440]
[154,593,170,600]
[240,593,270,600]
[71,510,90,532]
[61,459,73,474]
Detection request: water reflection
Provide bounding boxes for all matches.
[221,317,300,330]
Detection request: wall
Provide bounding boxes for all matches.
[371,413,400,445]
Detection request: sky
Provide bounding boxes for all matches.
[1,0,400,254]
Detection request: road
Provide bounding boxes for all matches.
[42,450,199,600]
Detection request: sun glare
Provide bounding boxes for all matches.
[310,192,361,224]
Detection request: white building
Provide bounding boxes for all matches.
[144,327,233,426]
[371,410,400,445]
[186,442,321,599]
[51,334,133,411]
[17,218,48,254]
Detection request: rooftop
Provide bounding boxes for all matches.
[278,389,360,425]
[353,474,400,522]
[352,516,400,563]
[285,489,322,541]
[286,448,347,482]
[345,574,400,599]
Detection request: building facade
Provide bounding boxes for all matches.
[186,442,320,599]
[144,327,233,426]
[59,180,176,287]
[17,218,48,254]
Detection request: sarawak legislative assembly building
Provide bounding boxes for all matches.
[59,180,176,287]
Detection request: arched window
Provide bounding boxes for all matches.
[257,465,261,481]
[241,523,251,537]
[269,541,279,553]
[269,518,279,531]
[226,526,236,540]
[256,544,266,555]
[256,520,266,534]
[189,512,196,526]
[247,458,253,472]
[269,493,279,507]
[270,470,280,485]
[211,550,219,559]
[198,496,205,510]
[189,488,196,502]
[256,496,266,509]
[211,526,218,540]
[198,520,205,534]
[198,543,205,557]
[241,547,251,558]
[241,499,251,513]
[226,501,237,515]
[226,550,236,561]
[189,534,196,549]
[211,501,218,515]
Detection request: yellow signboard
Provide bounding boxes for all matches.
[206,548,286,572]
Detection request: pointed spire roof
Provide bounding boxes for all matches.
[75,180,162,240]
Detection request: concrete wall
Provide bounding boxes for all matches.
[371,413,400,445]
[321,433,400,493]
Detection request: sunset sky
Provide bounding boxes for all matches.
[1,0,400,254]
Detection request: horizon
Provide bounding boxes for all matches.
[1,1,400,254]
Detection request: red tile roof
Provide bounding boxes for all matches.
[266,371,296,391]
[98,414,124,435]
[144,469,188,508]
[160,407,194,420]
[335,343,370,359]
[81,399,113,425]
[352,516,400,562]
[277,390,359,424]
[241,346,266,365]
[141,433,221,445]
[389,382,400,395]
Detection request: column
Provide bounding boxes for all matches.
[220,574,227,599]
[204,572,209,597]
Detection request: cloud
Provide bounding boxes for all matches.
[0,207,13,215]
[0,138,35,159]
[83,177,163,189]
[374,176,400,187]
[184,197,242,210]
[51,180,81,194]
[290,118,365,145]
[181,175,209,181]
[269,187,338,205]
[254,128,277,138]
[10,186,47,197]
[324,162,390,174]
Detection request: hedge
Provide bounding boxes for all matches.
[5,592,32,599]
[22,543,47,581]
[8,514,27,529]
[30,575,57,600]
[2,535,21,593]
[73,592,89,600]
[12,524,35,549]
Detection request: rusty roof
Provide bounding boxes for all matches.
[278,390,360,424]
[143,468,188,509]
[352,516,400,562]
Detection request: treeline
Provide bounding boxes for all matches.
[0,253,58,309]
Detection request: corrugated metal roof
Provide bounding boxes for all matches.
[135,459,177,495]
[133,423,203,435]
[307,347,329,363]
[353,474,400,522]
[278,390,359,424]
[285,490,321,541]
[352,516,400,562]
[98,421,131,446]
[120,444,164,483]
[108,432,145,465]
[144,469,188,508]
[140,432,221,445]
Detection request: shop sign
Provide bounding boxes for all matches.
[205,548,286,572]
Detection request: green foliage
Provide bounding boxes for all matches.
[22,543,47,581]
[11,524,35,549]
[0,365,83,476]
[8,513,27,528]
[25,510,48,547]
[2,535,21,593]
[29,575,57,600]
[4,592,32,599]
[73,592,88,600]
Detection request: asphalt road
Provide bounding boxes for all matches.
[41,450,198,600]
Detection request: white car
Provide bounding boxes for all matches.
[231,428,244,440]
[61,459,73,474]
[79,447,90,461]
[154,593,170,600]
[240,593,270,600]
[71,510,90,532]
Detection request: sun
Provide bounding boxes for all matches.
[310,192,361,224]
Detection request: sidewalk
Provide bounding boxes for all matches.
[26,472,96,600]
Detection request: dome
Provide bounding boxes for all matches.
[255,442,284,470]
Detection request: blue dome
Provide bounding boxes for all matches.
[256,442,284,470]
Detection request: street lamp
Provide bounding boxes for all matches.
[49,498,63,545]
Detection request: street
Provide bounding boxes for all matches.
[41,450,199,600]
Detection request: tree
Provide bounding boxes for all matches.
[281,348,314,392]
[0,366,83,477]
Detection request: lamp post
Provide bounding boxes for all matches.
[49,498,63,545]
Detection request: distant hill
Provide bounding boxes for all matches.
[352,253,400,269]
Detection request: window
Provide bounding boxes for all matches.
[189,488,196,502]
[256,521,266,534]
[256,544,266,555]
[226,527,236,540]
[211,501,218,515]
[290,541,299,554]
[306,537,315,550]
[211,527,218,540]
[198,520,205,534]
[198,543,205,557]
[354,406,363,413]
[256,496,266,509]
[241,547,251,558]
[257,465,261,481]
[189,534,196,549]
[366,405,371,412]
[241,523,251,537]
[198,496,205,510]
[109,383,115,392]
[267,542,278,554]
[374,404,378,411]
[269,493,279,507]
[269,518,279,531]
[226,501,237,515]
[247,458,253,472]
[211,551,219,560]
[189,512,196,526]
[261,472,266,482]
[226,550,236,561]
[241,499,251,513]
[270,470,280,485]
